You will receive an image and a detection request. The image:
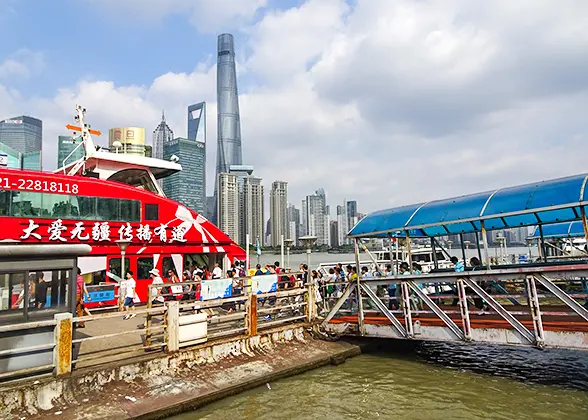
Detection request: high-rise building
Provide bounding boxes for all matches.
[187,102,207,212]
[304,189,329,246]
[0,116,42,170]
[337,203,349,246]
[162,137,206,214]
[215,34,243,222]
[217,173,239,242]
[346,200,358,230]
[330,221,339,248]
[109,127,148,156]
[286,204,300,245]
[270,181,288,247]
[152,111,174,161]
[205,196,215,221]
[242,177,264,248]
[57,135,83,168]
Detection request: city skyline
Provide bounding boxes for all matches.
[1,1,586,218]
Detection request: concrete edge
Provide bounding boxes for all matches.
[132,343,362,420]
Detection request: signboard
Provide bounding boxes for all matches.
[0,153,7,167]
[85,284,116,303]
[251,274,278,294]
[200,279,233,301]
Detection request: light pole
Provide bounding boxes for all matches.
[116,239,131,310]
[496,236,506,264]
[284,238,294,269]
[298,235,317,274]
[298,235,317,320]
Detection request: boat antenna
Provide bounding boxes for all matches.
[65,105,101,176]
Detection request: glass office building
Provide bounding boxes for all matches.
[0,116,42,170]
[57,135,84,168]
[163,137,205,214]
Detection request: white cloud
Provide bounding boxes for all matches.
[0,49,45,81]
[4,0,588,217]
[85,0,267,32]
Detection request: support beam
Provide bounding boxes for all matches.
[456,279,472,340]
[166,300,180,352]
[480,222,491,269]
[246,293,258,336]
[431,237,438,270]
[525,276,544,347]
[359,283,407,338]
[400,282,414,338]
[354,239,365,335]
[535,274,588,322]
[407,281,465,340]
[538,224,548,263]
[54,313,73,376]
[321,283,356,325]
[462,278,536,344]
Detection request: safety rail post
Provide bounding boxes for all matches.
[246,293,258,336]
[166,301,179,353]
[145,286,153,346]
[53,313,73,376]
[306,284,316,322]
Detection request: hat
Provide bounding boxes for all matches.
[149,268,160,276]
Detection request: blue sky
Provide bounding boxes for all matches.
[0,0,304,97]
[1,0,587,214]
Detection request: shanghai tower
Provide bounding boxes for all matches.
[214,33,243,223]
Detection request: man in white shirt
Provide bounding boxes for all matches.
[123,270,137,320]
[212,262,222,279]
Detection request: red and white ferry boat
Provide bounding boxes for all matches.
[0,105,244,306]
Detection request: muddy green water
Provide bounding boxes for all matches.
[172,341,588,420]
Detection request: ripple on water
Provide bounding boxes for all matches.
[173,342,588,420]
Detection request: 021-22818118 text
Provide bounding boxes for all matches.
[0,177,79,194]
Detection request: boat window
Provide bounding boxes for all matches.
[144,204,159,221]
[107,169,159,194]
[137,257,153,280]
[108,258,131,281]
[0,191,141,222]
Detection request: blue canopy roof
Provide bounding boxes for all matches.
[529,222,586,239]
[349,173,588,238]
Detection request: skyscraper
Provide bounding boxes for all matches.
[346,200,358,230]
[217,173,240,242]
[163,137,206,214]
[0,116,42,170]
[152,111,174,161]
[242,177,264,248]
[337,203,349,246]
[286,204,300,245]
[270,181,288,247]
[304,189,329,246]
[215,34,243,222]
[57,135,84,168]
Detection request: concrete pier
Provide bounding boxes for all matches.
[1,325,360,420]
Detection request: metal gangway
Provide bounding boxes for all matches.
[319,173,588,350]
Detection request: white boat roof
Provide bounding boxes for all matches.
[56,150,182,180]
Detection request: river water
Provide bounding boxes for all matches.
[172,340,588,420]
[257,248,533,270]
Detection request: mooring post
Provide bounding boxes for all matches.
[246,293,258,336]
[166,301,179,352]
[53,313,73,376]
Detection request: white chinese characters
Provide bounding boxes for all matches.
[19,220,190,244]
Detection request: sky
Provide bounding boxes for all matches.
[1,0,588,215]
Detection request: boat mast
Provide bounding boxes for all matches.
[65,105,98,176]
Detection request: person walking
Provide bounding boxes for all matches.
[123,270,137,320]
[76,268,90,327]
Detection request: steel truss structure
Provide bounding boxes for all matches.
[321,264,588,350]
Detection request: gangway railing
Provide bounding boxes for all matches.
[0,271,314,383]
[318,264,588,350]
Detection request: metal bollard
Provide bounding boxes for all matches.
[166,301,179,352]
[53,313,73,376]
